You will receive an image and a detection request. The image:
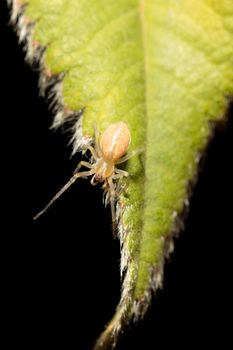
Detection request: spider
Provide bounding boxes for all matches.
[34,122,139,230]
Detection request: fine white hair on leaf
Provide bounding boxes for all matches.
[7,0,85,152]
[7,0,21,24]
[8,1,45,66]
[116,201,130,278]
[70,114,91,154]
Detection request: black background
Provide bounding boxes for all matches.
[1,2,232,349]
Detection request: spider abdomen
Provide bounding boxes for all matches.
[100,122,131,161]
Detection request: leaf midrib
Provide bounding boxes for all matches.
[134,0,148,299]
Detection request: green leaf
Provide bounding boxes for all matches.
[10,0,233,348]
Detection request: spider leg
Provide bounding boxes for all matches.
[86,145,98,160]
[113,168,129,178]
[90,174,100,186]
[33,169,95,220]
[110,177,127,198]
[115,148,144,165]
[94,123,101,156]
[74,160,94,174]
[101,181,109,207]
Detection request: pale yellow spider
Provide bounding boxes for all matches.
[34,122,138,228]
